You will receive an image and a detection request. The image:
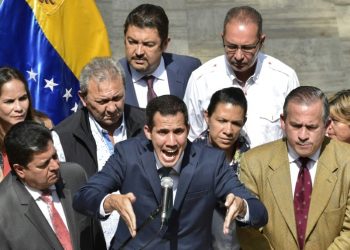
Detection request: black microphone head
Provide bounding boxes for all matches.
[161,176,174,189]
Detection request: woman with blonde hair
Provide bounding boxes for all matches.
[0,67,34,180]
[327,89,350,143]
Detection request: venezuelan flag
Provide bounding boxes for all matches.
[0,0,111,124]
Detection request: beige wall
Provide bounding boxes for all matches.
[96,0,350,95]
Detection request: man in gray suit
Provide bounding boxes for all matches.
[0,121,105,250]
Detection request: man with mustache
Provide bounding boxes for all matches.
[184,5,300,148]
[239,86,350,249]
[52,57,145,248]
[119,4,201,109]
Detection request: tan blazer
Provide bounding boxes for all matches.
[238,138,350,250]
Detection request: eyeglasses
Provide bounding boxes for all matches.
[223,39,261,54]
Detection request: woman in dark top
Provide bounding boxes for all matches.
[194,87,249,250]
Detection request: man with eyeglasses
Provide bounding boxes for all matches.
[184,5,300,149]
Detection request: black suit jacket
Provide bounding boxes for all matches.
[0,162,104,250]
[74,137,268,250]
[119,53,201,107]
[54,105,145,177]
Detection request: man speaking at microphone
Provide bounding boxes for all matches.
[73,95,268,249]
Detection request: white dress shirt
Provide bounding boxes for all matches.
[25,185,69,231]
[183,53,299,148]
[130,57,170,108]
[287,144,321,195]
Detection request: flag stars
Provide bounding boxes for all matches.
[27,68,38,82]
[63,88,73,102]
[71,102,78,112]
[44,78,59,92]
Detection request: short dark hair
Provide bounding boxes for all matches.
[283,86,329,124]
[146,95,188,130]
[4,121,53,168]
[223,6,263,37]
[207,87,247,117]
[124,4,169,46]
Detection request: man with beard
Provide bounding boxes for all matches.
[53,57,145,248]
[119,4,201,108]
[184,5,299,148]
[73,95,268,250]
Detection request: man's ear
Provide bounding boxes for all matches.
[144,125,152,140]
[161,37,171,51]
[13,164,25,179]
[78,91,87,107]
[280,114,286,130]
[204,110,209,125]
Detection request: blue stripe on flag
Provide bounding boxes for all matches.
[0,0,80,124]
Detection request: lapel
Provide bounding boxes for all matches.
[140,142,162,205]
[173,142,197,211]
[56,178,79,250]
[163,53,183,98]
[267,140,298,241]
[306,139,337,239]
[122,58,139,107]
[13,175,63,250]
[73,108,98,166]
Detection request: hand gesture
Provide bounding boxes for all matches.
[103,192,137,237]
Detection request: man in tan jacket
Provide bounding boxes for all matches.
[239,86,350,249]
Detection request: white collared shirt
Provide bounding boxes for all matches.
[88,113,127,171]
[25,185,69,231]
[184,53,299,148]
[130,57,170,108]
[287,144,321,195]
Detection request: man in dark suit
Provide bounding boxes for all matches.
[0,121,104,250]
[119,4,201,108]
[73,95,268,249]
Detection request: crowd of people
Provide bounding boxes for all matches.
[0,3,349,250]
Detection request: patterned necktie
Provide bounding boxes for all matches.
[41,191,73,250]
[143,75,157,102]
[293,157,312,250]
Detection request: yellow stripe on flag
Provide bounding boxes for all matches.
[26,0,111,78]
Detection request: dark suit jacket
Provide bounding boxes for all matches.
[0,162,104,250]
[54,105,145,177]
[119,53,201,107]
[73,137,268,250]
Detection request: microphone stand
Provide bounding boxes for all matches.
[118,206,161,250]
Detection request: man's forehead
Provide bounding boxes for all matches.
[153,112,186,125]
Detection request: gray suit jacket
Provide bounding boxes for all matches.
[0,162,104,250]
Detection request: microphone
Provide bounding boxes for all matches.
[160,176,174,226]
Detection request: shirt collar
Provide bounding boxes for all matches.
[24,184,56,201]
[131,56,166,83]
[224,52,263,83]
[154,150,184,174]
[88,112,125,136]
[286,141,321,164]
